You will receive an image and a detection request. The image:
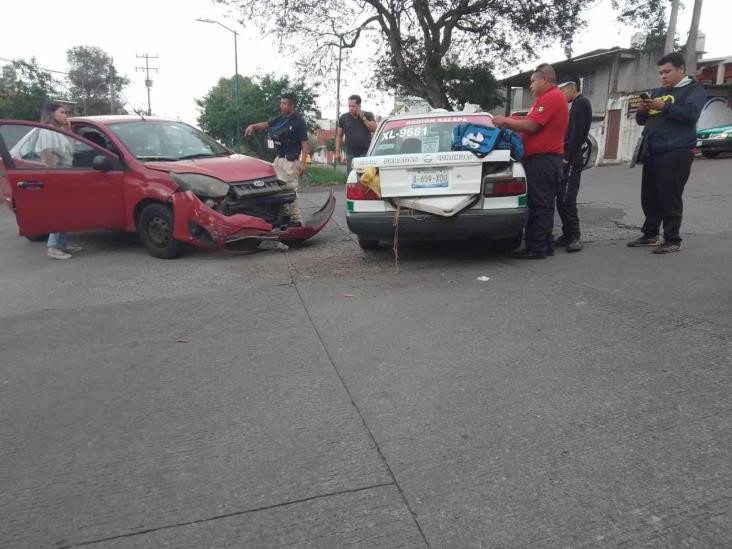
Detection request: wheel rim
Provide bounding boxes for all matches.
[147,216,171,248]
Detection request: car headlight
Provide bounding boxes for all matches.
[171,173,229,198]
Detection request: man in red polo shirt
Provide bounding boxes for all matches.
[494,63,569,259]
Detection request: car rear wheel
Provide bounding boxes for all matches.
[25,234,49,242]
[701,150,721,158]
[357,236,379,250]
[138,203,185,259]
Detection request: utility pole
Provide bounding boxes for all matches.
[135,53,159,116]
[195,19,240,150]
[334,36,344,168]
[664,0,680,53]
[685,0,704,77]
[108,58,116,114]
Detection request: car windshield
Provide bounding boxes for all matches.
[371,115,494,156]
[107,121,230,161]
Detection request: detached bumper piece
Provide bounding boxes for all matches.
[173,189,335,251]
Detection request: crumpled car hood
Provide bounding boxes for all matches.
[146,154,276,183]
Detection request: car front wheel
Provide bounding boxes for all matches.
[138,203,185,259]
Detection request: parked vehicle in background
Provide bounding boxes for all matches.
[0,116,334,258]
[696,123,732,158]
[345,111,527,250]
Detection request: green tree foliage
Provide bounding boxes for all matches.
[0,58,58,120]
[217,0,591,109]
[66,46,129,115]
[196,74,318,160]
[613,0,668,46]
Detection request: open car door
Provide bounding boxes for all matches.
[0,121,126,237]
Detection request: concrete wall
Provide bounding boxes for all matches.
[615,49,663,94]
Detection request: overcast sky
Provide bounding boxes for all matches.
[2,0,728,126]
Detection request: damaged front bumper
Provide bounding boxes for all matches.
[171,190,336,249]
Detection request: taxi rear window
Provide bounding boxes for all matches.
[371,115,493,156]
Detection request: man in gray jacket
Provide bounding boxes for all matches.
[629,52,708,254]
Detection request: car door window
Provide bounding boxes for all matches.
[1,124,104,170]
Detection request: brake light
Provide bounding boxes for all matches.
[346,181,380,200]
[483,177,526,197]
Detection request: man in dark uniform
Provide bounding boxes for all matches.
[335,94,377,172]
[493,63,569,259]
[244,92,310,227]
[629,52,707,254]
[556,76,593,252]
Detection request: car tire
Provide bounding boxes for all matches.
[357,237,379,250]
[701,151,721,158]
[25,234,49,242]
[138,203,185,259]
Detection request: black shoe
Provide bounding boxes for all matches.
[652,242,680,254]
[627,235,661,247]
[512,249,546,260]
[546,246,555,257]
[566,238,583,252]
[555,234,571,247]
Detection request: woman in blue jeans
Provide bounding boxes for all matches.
[37,102,82,260]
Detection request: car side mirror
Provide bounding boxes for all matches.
[92,155,114,172]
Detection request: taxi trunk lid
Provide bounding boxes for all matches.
[352,149,512,198]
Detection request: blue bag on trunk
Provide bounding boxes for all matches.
[494,128,524,160]
[451,124,501,158]
[451,123,524,160]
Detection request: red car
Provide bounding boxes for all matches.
[0,116,334,258]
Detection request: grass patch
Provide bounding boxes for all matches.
[302,165,347,187]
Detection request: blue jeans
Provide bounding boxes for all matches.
[47,233,68,249]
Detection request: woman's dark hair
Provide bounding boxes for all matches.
[40,102,64,125]
[658,52,685,69]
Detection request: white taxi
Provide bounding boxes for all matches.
[345,111,528,250]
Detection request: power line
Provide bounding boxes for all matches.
[0,56,68,75]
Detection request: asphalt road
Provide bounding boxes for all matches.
[1,158,731,548]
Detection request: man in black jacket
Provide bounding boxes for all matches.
[629,52,708,254]
[556,76,592,252]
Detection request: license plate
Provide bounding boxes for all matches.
[696,140,702,147]
[410,169,449,189]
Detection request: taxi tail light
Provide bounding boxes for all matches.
[483,177,526,197]
[346,181,380,200]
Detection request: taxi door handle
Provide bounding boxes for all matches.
[17,181,45,189]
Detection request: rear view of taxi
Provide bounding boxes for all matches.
[345,112,527,250]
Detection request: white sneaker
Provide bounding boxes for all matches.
[47,248,72,260]
[63,245,83,254]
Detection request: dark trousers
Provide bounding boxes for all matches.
[641,149,694,244]
[523,154,564,253]
[346,151,367,172]
[556,159,583,239]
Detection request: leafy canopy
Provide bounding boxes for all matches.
[0,58,58,120]
[217,0,591,109]
[67,46,129,115]
[196,73,318,160]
